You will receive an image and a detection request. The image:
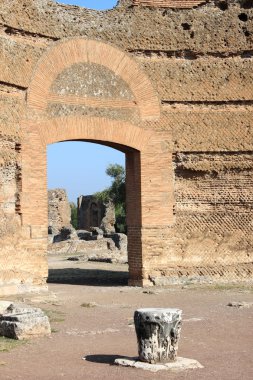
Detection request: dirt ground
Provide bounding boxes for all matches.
[0,255,253,380]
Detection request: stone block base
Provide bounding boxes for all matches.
[0,302,51,340]
[115,357,203,372]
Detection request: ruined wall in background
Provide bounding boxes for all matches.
[0,0,252,292]
[48,189,71,235]
[77,195,105,231]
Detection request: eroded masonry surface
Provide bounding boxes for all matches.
[0,0,253,295]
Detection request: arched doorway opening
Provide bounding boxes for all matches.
[46,139,134,286]
[21,116,151,286]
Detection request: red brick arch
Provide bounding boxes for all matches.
[20,38,173,288]
[33,116,153,150]
[27,38,160,121]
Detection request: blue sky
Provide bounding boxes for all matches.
[54,0,118,10]
[47,142,125,203]
[48,0,124,203]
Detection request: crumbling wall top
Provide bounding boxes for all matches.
[132,0,209,8]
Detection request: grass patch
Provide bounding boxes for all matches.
[197,283,253,292]
[51,328,60,333]
[0,336,27,352]
[181,282,253,293]
[211,283,253,292]
[80,302,97,308]
[43,309,65,323]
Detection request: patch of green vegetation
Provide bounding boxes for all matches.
[43,309,65,323]
[182,282,253,292]
[51,328,59,333]
[210,283,253,292]
[70,202,78,229]
[80,302,97,308]
[0,336,26,352]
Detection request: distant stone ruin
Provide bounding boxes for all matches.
[100,200,116,234]
[47,189,76,243]
[77,195,104,231]
[48,190,127,263]
[48,189,71,236]
[77,195,116,234]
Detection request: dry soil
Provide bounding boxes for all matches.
[0,255,252,380]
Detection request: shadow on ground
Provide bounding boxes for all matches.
[47,268,129,286]
[84,354,131,365]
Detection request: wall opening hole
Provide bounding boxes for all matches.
[243,29,250,36]
[238,13,248,21]
[181,23,191,31]
[217,1,228,11]
[240,0,253,9]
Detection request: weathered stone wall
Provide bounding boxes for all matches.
[48,189,71,235]
[0,77,47,295]
[0,0,252,293]
[77,196,115,234]
[77,195,104,231]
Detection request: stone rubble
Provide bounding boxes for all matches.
[227,301,253,309]
[48,190,127,263]
[0,301,51,340]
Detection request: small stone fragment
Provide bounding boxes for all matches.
[142,290,158,295]
[227,301,253,308]
[80,302,97,308]
[90,227,104,239]
[67,257,80,261]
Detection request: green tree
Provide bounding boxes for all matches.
[95,164,126,233]
[70,202,78,229]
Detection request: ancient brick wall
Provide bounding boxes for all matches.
[0,0,252,294]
